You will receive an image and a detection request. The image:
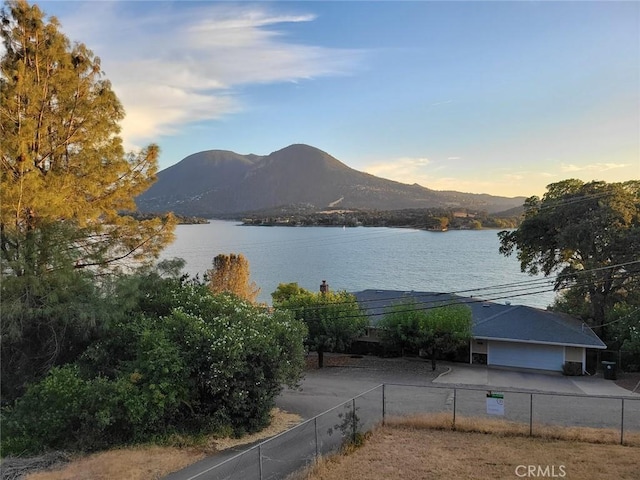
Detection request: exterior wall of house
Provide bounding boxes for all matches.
[565,346,583,362]
[471,341,588,374]
[351,327,384,355]
[354,326,382,343]
[472,340,487,354]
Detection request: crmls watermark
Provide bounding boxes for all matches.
[515,465,567,478]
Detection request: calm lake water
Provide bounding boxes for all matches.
[159,220,558,309]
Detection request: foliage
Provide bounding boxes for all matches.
[0,267,111,401]
[271,282,307,305]
[327,403,367,452]
[207,253,260,303]
[379,301,472,370]
[242,207,521,230]
[378,303,422,356]
[275,288,367,368]
[499,179,640,341]
[608,301,640,355]
[1,270,307,456]
[0,0,175,277]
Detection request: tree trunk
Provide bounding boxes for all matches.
[318,348,324,369]
[431,348,437,371]
[590,289,608,343]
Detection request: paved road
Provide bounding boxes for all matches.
[166,358,640,480]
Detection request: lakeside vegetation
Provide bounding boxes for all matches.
[241,207,522,230]
[130,211,210,225]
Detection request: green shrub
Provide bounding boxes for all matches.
[2,366,90,456]
[2,275,307,455]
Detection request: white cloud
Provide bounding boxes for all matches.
[561,162,631,173]
[50,3,363,149]
[504,174,525,181]
[365,157,432,183]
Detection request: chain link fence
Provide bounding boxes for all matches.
[171,384,640,480]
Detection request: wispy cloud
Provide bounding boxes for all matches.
[53,3,363,148]
[561,162,631,173]
[365,157,431,184]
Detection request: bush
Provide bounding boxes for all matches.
[562,362,583,376]
[2,275,307,455]
[1,366,117,455]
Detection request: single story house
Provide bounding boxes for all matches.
[352,290,606,374]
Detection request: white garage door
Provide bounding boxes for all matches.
[488,341,564,371]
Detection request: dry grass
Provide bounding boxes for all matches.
[383,412,640,446]
[294,416,640,480]
[24,446,205,480]
[23,408,301,480]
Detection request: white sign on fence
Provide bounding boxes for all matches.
[486,391,504,415]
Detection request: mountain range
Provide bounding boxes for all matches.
[135,144,526,216]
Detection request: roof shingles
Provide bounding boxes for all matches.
[353,289,606,349]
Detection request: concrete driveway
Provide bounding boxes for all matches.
[432,363,639,396]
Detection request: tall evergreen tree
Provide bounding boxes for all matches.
[1,0,176,399]
[0,0,175,276]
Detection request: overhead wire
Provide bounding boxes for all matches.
[274,264,640,321]
[273,260,640,312]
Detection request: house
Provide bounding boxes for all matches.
[352,289,606,374]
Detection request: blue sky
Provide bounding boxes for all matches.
[36,1,639,197]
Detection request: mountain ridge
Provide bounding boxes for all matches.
[136,144,526,216]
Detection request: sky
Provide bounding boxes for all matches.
[32,0,640,198]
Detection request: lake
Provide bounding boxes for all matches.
[159,220,558,309]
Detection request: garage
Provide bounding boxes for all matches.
[488,341,564,372]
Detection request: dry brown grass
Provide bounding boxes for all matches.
[294,416,640,480]
[23,408,301,480]
[24,446,205,480]
[383,412,640,446]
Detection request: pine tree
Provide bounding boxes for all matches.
[0,0,175,276]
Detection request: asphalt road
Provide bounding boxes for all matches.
[165,357,640,480]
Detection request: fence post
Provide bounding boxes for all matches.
[620,398,625,445]
[452,388,457,428]
[315,417,319,459]
[352,398,357,443]
[382,384,386,425]
[258,444,263,480]
[529,394,533,437]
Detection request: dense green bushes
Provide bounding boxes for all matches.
[273,285,368,368]
[378,301,472,370]
[1,271,307,456]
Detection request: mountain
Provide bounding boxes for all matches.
[136,144,526,216]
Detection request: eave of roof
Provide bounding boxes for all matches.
[473,336,607,349]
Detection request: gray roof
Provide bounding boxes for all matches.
[353,289,606,349]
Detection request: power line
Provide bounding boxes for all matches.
[275,260,640,312]
[275,268,640,321]
[590,308,640,330]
